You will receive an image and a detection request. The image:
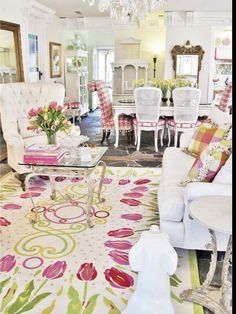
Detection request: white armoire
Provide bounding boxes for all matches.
[112,38,149,102]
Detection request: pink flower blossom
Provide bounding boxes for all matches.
[104,267,134,289]
[103,178,113,184]
[123,192,143,198]
[28,108,38,118]
[2,204,22,210]
[107,228,134,238]
[0,255,16,272]
[118,179,130,185]
[131,186,149,192]
[49,101,57,109]
[120,199,141,206]
[0,217,11,226]
[121,213,143,221]
[108,250,129,265]
[104,240,133,250]
[20,192,41,198]
[76,262,97,281]
[134,179,151,185]
[42,261,67,280]
[71,177,83,182]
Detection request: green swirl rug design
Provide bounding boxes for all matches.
[0,167,203,314]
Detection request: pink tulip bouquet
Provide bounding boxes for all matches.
[27,102,72,144]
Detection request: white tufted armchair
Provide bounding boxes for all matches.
[0,82,68,181]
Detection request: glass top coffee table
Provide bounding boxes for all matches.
[19,147,108,228]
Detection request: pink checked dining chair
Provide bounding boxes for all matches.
[167,87,202,147]
[133,87,165,152]
[88,80,133,143]
[218,83,232,113]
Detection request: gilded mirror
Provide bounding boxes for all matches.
[171,42,205,84]
[0,20,24,83]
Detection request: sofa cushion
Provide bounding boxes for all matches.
[183,140,231,184]
[213,154,232,185]
[186,122,230,156]
[159,147,195,222]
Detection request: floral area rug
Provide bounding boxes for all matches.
[0,167,203,314]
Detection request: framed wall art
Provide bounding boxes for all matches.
[49,42,62,78]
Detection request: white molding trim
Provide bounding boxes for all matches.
[165,11,232,26]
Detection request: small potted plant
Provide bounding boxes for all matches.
[168,79,176,104]
[160,80,169,103]
[27,102,72,144]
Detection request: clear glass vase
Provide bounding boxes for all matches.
[47,133,57,145]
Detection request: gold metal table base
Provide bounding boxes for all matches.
[25,160,107,228]
[180,232,232,314]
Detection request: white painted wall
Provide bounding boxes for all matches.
[164,25,213,103]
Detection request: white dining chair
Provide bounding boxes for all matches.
[166,87,202,147]
[133,87,165,152]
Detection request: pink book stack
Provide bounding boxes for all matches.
[23,144,65,165]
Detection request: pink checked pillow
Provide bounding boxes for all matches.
[180,140,231,186]
[184,122,230,156]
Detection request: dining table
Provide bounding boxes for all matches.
[112,100,213,147]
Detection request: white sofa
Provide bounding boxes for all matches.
[158,125,232,251]
[0,82,67,176]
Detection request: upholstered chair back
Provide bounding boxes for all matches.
[88,80,113,127]
[134,87,162,123]
[172,87,201,124]
[0,82,65,174]
[0,82,65,140]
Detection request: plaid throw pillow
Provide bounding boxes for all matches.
[185,122,229,156]
[179,140,231,186]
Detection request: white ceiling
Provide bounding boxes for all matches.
[37,0,232,19]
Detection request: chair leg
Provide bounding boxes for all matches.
[101,130,106,144]
[174,130,178,147]
[134,125,137,145]
[160,127,164,147]
[18,173,26,191]
[137,128,141,151]
[167,127,171,146]
[106,130,111,139]
[154,129,158,152]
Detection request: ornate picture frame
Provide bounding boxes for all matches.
[171,43,205,83]
[49,42,62,78]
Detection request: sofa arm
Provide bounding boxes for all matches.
[4,134,24,148]
[185,182,232,203]
[179,132,194,149]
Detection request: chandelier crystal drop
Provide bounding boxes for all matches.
[82,0,167,22]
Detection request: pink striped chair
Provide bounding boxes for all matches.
[218,83,232,113]
[88,80,133,143]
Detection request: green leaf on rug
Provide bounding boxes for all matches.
[105,287,117,296]
[171,274,182,284]
[56,286,63,296]
[14,292,51,314]
[33,270,42,277]
[0,277,11,294]
[105,168,114,175]
[103,296,121,314]
[1,281,17,312]
[67,285,82,314]
[5,280,34,314]
[41,299,56,314]
[83,294,99,314]
[121,297,128,305]
[171,292,183,304]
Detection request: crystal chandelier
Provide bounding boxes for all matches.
[83,0,167,23]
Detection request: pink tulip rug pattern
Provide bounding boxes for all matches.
[0,167,203,314]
